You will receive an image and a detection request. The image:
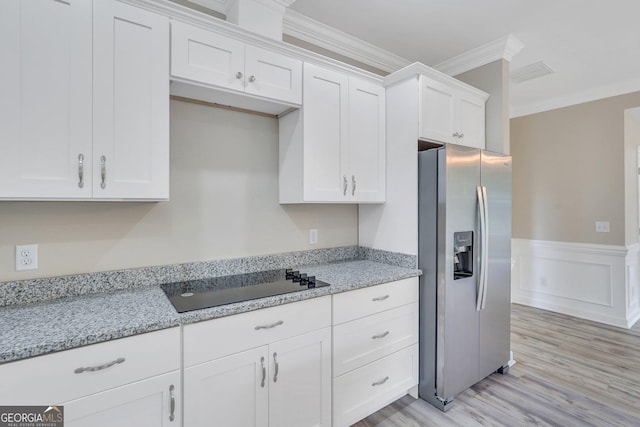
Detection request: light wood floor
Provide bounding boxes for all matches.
[353,303,640,426]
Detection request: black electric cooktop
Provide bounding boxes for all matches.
[161,268,329,313]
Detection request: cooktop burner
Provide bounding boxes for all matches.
[161,268,329,313]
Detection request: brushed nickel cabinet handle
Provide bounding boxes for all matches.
[249,75,256,82]
[352,175,356,196]
[343,175,348,196]
[78,154,84,188]
[372,376,389,387]
[74,357,125,374]
[236,71,243,79]
[260,356,266,388]
[100,155,106,189]
[255,320,284,330]
[273,352,279,383]
[372,295,390,302]
[372,331,390,340]
[169,384,175,422]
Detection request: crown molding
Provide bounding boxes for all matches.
[510,76,640,118]
[184,0,231,14]
[435,35,524,76]
[283,9,411,73]
[187,0,295,14]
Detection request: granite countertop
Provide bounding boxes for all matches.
[0,257,420,364]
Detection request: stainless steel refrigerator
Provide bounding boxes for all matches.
[418,143,512,411]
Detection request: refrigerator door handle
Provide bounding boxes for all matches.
[476,186,486,311]
[481,186,489,310]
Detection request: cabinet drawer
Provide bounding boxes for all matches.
[333,345,418,427]
[333,277,418,324]
[333,303,417,377]
[184,296,331,367]
[0,327,180,405]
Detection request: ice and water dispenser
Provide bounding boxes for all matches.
[453,231,473,280]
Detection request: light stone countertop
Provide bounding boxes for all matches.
[0,259,420,364]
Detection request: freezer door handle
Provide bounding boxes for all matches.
[476,185,489,311]
[481,186,489,310]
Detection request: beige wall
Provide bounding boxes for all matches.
[456,59,510,155]
[511,91,640,245]
[624,110,640,245]
[0,100,358,281]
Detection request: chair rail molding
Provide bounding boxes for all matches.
[512,238,640,328]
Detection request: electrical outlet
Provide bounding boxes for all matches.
[16,244,38,271]
[309,228,318,245]
[595,221,610,233]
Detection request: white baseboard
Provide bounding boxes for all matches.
[512,239,640,328]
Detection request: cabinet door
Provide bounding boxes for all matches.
[184,346,269,427]
[93,1,170,199]
[302,63,349,202]
[0,0,92,199]
[419,77,455,144]
[456,94,486,149]
[348,78,386,203]
[269,328,332,427]
[244,45,302,104]
[170,20,245,92]
[63,371,180,427]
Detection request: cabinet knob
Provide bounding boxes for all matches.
[248,75,256,83]
[352,175,356,196]
[236,71,243,79]
[343,175,348,196]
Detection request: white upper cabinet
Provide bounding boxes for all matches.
[0,0,93,199]
[279,63,385,204]
[348,78,386,203]
[171,21,245,92]
[419,74,487,149]
[0,0,170,200]
[93,1,170,200]
[170,21,302,111]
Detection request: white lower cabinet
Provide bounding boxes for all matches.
[184,346,268,427]
[333,345,418,427]
[332,278,419,426]
[0,327,181,424]
[269,328,332,427]
[183,296,332,427]
[63,371,180,427]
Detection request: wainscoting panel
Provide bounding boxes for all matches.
[512,239,639,328]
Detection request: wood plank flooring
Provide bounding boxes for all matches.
[353,303,640,426]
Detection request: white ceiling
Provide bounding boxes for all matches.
[184,0,640,117]
[288,0,640,117]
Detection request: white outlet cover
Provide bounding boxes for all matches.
[16,244,38,271]
[595,221,610,233]
[309,228,318,245]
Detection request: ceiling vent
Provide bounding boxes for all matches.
[510,61,554,84]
